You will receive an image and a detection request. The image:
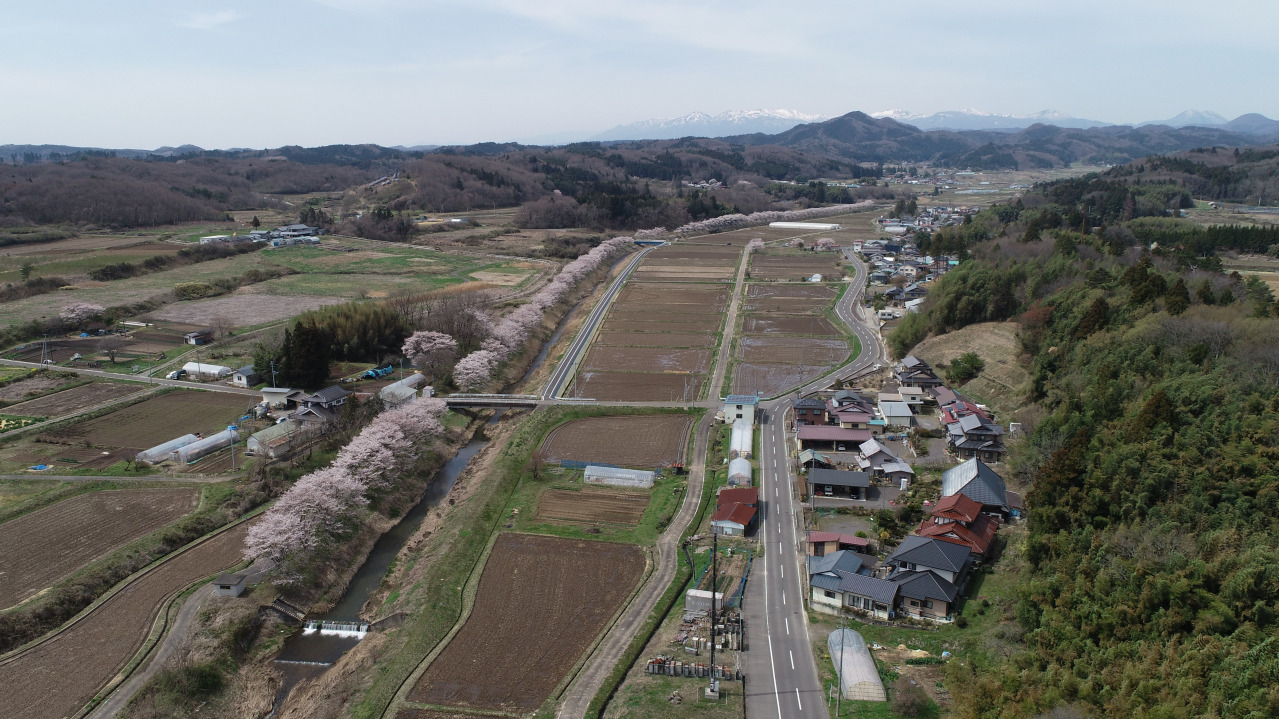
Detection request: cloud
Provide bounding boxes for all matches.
[178,10,242,30]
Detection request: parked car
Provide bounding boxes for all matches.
[165,369,187,380]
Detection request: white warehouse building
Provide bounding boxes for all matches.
[769,222,843,230]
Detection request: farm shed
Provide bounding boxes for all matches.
[213,572,247,597]
[828,628,887,701]
[379,373,427,406]
[182,361,232,379]
[260,387,301,409]
[584,465,655,489]
[729,418,753,458]
[184,330,214,346]
[135,433,200,464]
[231,366,259,388]
[176,428,238,464]
[685,589,724,613]
[727,457,752,486]
[247,421,320,460]
[768,222,842,230]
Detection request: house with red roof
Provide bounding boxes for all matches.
[917,493,999,558]
[711,486,758,536]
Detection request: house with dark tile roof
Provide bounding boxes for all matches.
[942,458,1012,516]
[807,550,897,620]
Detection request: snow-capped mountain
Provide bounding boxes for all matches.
[871,108,1109,131]
[591,109,828,141]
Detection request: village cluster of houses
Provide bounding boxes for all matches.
[806,457,1017,623]
[199,223,326,248]
[791,355,1008,466]
[245,375,428,460]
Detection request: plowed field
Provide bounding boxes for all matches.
[583,346,711,373]
[595,332,716,348]
[632,265,735,281]
[573,371,703,402]
[739,337,848,364]
[4,382,142,418]
[732,362,831,397]
[0,487,199,609]
[741,314,840,336]
[407,534,644,713]
[541,414,693,466]
[0,520,253,719]
[602,315,722,333]
[52,391,253,449]
[749,253,844,281]
[536,489,649,525]
[616,283,729,307]
[0,377,68,403]
[743,284,837,314]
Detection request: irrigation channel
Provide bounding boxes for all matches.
[264,275,592,713]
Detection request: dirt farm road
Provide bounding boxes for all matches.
[0,358,261,396]
[552,244,753,719]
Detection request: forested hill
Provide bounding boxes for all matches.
[1104,144,1279,204]
[889,202,1279,717]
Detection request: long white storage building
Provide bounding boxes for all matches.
[769,221,842,230]
[182,362,233,379]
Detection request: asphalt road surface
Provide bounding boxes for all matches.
[742,251,883,719]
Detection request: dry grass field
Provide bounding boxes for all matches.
[147,294,346,327]
[594,332,716,348]
[910,321,1029,414]
[3,382,142,418]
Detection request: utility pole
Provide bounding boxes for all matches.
[270,360,278,388]
[707,530,720,699]
[837,613,845,716]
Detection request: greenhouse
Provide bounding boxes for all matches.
[827,628,886,701]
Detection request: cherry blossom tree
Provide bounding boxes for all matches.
[747,238,765,253]
[453,349,499,390]
[59,302,105,325]
[815,237,838,251]
[402,330,457,379]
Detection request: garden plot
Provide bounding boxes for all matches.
[583,346,712,374]
[741,314,841,336]
[407,533,644,714]
[0,487,198,609]
[0,376,71,403]
[594,332,716,348]
[4,382,142,418]
[541,414,693,467]
[573,371,703,402]
[744,283,837,314]
[535,488,650,526]
[0,520,253,719]
[50,391,254,451]
[739,337,849,364]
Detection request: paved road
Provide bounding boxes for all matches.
[542,244,658,399]
[742,251,882,719]
[0,358,261,396]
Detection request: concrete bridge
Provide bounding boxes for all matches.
[443,393,544,409]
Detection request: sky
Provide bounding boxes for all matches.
[3,0,1277,149]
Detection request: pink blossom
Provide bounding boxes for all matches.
[453,349,499,391]
[747,238,765,253]
[59,302,105,325]
[402,330,457,377]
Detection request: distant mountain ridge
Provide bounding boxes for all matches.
[590,109,828,141]
[869,108,1279,135]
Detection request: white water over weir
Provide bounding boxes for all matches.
[302,619,370,638]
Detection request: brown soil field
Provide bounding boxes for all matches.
[52,391,254,450]
[594,332,716,348]
[633,266,735,281]
[45,446,131,470]
[739,337,848,364]
[0,377,69,402]
[407,533,645,714]
[7,338,101,363]
[743,295,831,314]
[741,314,841,336]
[641,246,741,261]
[584,346,711,373]
[603,315,722,333]
[147,294,346,327]
[541,414,693,466]
[733,362,831,397]
[0,520,253,719]
[396,709,502,719]
[573,370,704,402]
[616,283,729,307]
[536,488,650,525]
[0,487,199,609]
[4,382,142,418]
[747,284,838,300]
[749,254,845,281]
[608,304,717,320]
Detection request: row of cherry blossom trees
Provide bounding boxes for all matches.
[448,235,633,390]
[243,396,447,569]
[671,202,874,236]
